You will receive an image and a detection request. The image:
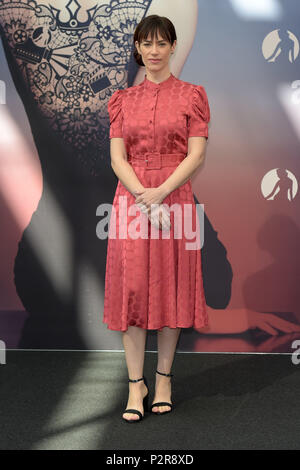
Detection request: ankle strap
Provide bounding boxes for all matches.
[156,369,173,377]
[128,376,144,383]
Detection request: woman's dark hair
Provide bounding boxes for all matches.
[133,15,177,66]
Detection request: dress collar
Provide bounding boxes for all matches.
[142,72,176,90]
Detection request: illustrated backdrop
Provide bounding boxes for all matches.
[0,0,299,352]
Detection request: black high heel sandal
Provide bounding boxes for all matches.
[122,376,149,423]
[150,370,174,415]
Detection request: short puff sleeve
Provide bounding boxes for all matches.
[107,89,123,138]
[187,85,210,139]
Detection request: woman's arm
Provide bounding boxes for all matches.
[159,136,207,198]
[110,137,145,196]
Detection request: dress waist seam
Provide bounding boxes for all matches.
[127,152,186,169]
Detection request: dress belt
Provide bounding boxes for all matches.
[127,152,186,170]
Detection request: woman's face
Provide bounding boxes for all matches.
[135,31,176,72]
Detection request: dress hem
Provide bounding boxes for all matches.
[102,319,209,332]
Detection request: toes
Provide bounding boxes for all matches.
[152,405,171,413]
[161,406,171,412]
[123,413,140,420]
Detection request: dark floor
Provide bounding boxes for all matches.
[0,351,299,449]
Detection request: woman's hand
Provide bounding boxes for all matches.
[199,307,300,336]
[133,187,168,208]
[148,204,171,231]
[133,187,170,231]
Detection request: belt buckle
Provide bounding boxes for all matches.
[144,152,161,170]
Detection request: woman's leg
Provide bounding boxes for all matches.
[122,325,148,420]
[152,327,181,413]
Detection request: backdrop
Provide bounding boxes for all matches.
[0,0,299,352]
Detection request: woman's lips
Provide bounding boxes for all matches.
[149,59,161,63]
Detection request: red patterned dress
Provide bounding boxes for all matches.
[103,73,210,332]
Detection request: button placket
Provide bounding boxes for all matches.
[145,88,158,165]
[149,89,158,151]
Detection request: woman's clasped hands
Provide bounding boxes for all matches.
[133,187,171,231]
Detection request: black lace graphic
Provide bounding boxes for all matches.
[0,1,233,349]
[0,0,152,175]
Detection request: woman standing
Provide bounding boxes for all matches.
[103,15,210,422]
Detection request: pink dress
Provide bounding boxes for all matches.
[103,73,210,332]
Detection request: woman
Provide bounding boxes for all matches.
[0,0,200,349]
[103,15,210,422]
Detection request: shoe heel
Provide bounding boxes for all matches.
[143,375,148,388]
[143,392,149,413]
